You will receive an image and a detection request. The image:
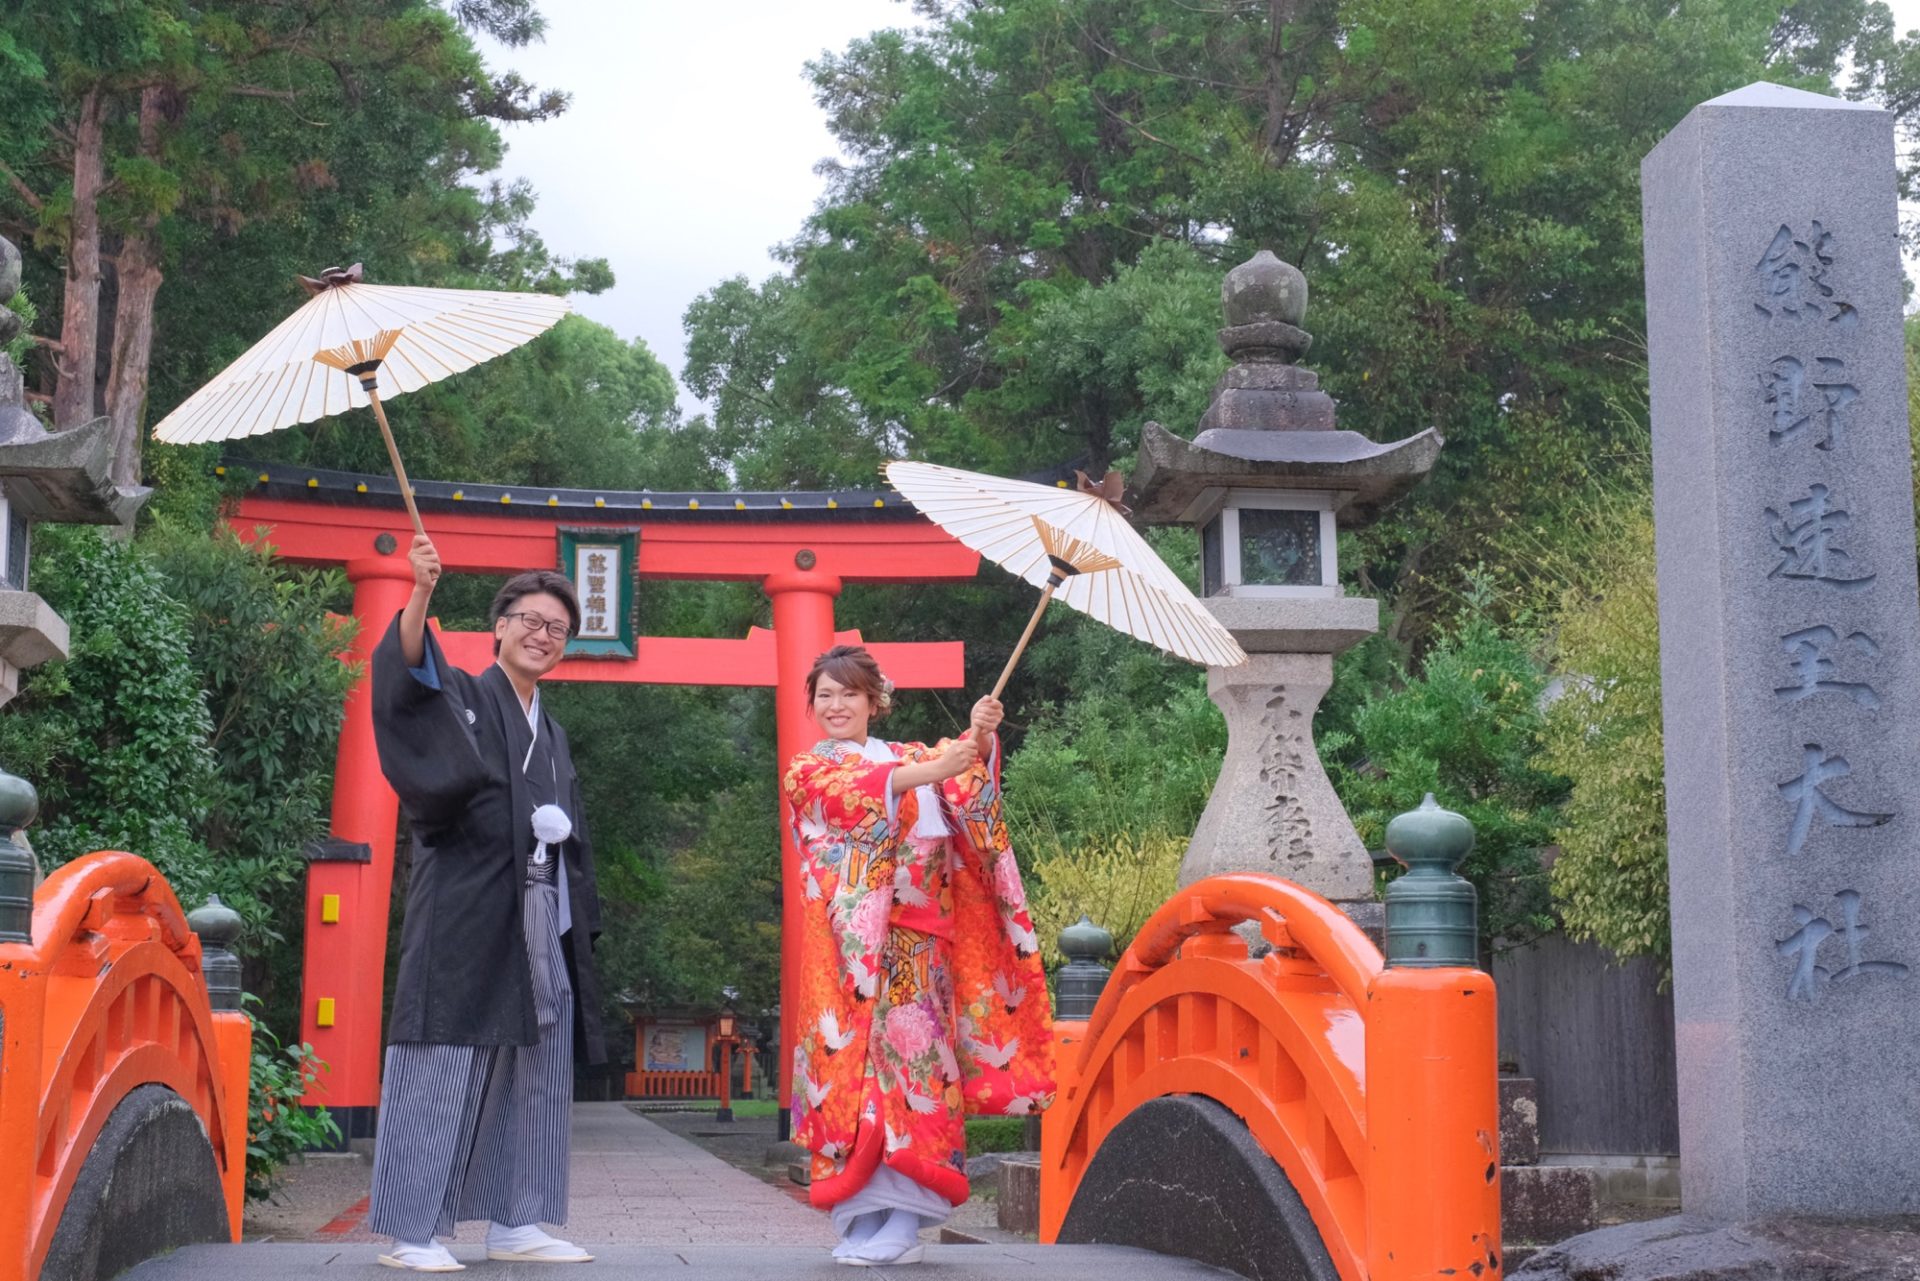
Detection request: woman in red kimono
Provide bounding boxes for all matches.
[784,645,1054,1266]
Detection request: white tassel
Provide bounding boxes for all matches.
[531,803,572,866]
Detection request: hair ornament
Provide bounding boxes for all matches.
[879,674,895,711]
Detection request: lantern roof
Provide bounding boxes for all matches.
[1130,249,1440,526]
[0,364,148,527]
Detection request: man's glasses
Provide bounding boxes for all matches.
[502,611,573,641]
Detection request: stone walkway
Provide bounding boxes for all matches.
[249,1103,834,1249]
[129,1103,1237,1277]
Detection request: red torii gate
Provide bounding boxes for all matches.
[225,462,983,1133]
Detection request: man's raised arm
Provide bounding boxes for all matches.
[401,534,442,669]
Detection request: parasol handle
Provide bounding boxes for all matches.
[365,386,426,539]
[991,580,1059,702]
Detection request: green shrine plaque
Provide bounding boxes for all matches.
[558,527,639,658]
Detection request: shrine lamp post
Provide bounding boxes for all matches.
[1130,248,1441,926]
[715,987,740,1123]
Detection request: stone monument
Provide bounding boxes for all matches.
[1519,80,1920,1281]
[1131,249,1440,915]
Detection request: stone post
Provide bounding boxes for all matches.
[1053,915,1114,1020]
[1380,794,1477,968]
[187,896,245,1013]
[0,768,34,944]
[1645,82,1920,1219]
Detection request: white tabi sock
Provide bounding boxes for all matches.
[831,1211,888,1259]
[844,1208,924,1264]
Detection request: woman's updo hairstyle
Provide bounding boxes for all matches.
[806,644,894,717]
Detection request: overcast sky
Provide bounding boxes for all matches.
[479,0,1920,416]
[475,0,918,414]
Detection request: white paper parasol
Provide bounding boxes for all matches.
[150,264,570,534]
[885,461,1247,696]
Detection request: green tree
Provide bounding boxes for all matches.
[1325,596,1568,951]
[0,525,216,888]
[1,0,600,487]
[682,0,1903,654]
[1537,497,1669,969]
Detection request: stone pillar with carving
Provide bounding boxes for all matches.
[1131,250,1442,920]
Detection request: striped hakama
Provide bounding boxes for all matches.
[367,880,574,1241]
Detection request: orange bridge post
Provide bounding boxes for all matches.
[0,853,252,1281]
[1365,796,1502,1279]
[1039,796,1501,1281]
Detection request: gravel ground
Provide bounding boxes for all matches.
[241,1151,374,1243]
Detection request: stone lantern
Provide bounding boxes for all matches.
[1130,249,1440,918]
[0,233,149,706]
[0,232,149,914]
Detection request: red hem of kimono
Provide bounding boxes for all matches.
[809,1114,970,1210]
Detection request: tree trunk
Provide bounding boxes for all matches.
[103,86,167,489]
[104,229,161,487]
[52,88,106,429]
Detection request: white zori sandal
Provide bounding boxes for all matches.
[377,1240,464,1272]
[485,1222,595,1263]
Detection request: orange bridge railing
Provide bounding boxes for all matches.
[0,852,252,1281]
[1040,872,1502,1281]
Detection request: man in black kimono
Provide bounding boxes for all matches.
[366,533,606,1271]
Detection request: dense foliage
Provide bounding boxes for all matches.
[1538,498,1669,967]
[246,1008,342,1201]
[684,0,1910,652]
[1326,597,1568,953]
[0,526,218,890]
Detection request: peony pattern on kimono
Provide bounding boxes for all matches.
[783,734,1054,1211]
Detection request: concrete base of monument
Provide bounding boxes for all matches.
[1513,1213,1920,1279]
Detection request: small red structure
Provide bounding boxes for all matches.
[225,462,985,1122]
[624,1006,749,1102]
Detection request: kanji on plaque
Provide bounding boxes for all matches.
[572,543,623,640]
